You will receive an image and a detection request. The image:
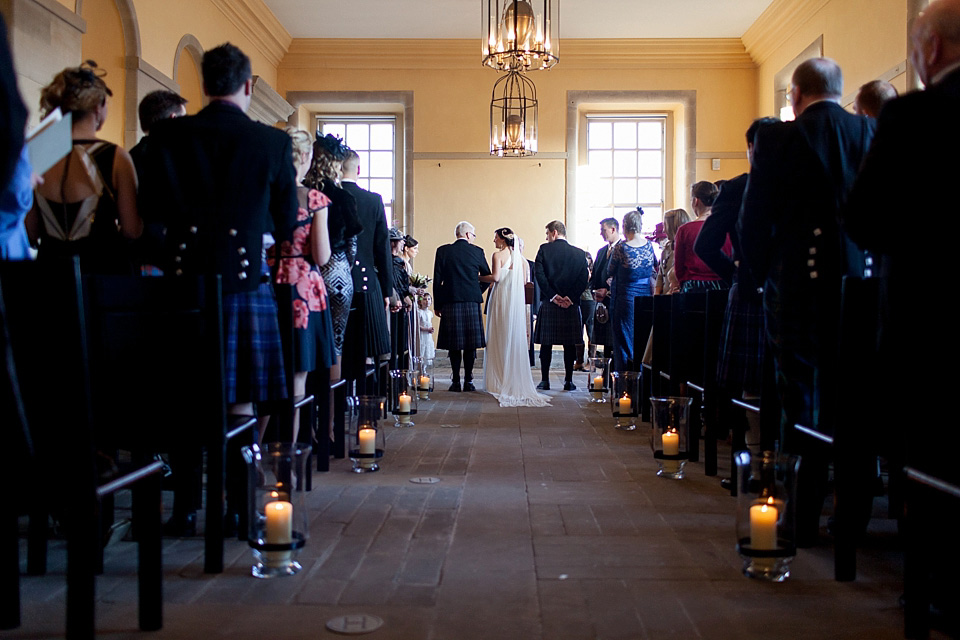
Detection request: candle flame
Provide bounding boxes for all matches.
[766,496,775,505]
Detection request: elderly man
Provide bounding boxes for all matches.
[433,221,491,391]
[846,0,960,485]
[534,220,589,391]
[853,79,898,118]
[738,57,875,546]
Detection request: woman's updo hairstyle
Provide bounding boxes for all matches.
[40,60,112,119]
[495,227,516,248]
[622,207,644,235]
[285,128,313,165]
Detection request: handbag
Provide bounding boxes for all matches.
[524,282,534,305]
[594,301,608,324]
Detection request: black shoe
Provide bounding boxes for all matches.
[719,477,733,491]
[162,512,197,538]
[563,381,577,391]
[537,380,550,390]
[449,381,462,392]
[463,381,476,392]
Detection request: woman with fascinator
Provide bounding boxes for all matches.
[303,133,362,382]
[480,228,550,407]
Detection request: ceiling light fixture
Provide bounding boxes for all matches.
[490,70,538,157]
[482,0,559,72]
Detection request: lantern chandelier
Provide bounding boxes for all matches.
[482,0,559,72]
[490,70,538,157]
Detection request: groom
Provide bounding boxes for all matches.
[534,221,589,391]
[433,221,491,391]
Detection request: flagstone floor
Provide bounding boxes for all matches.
[12,364,920,640]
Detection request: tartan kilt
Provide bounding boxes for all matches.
[437,302,486,350]
[223,283,288,404]
[717,282,764,395]
[535,301,584,345]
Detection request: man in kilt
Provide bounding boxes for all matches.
[433,221,491,391]
[534,221,589,391]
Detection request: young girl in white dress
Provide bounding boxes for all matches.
[417,292,436,363]
[481,228,550,407]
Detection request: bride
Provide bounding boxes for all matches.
[481,228,550,407]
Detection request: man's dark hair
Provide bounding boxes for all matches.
[792,57,843,98]
[746,117,780,145]
[201,43,251,98]
[138,90,187,134]
[600,217,619,231]
[691,180,719,207]
[546,220,566,236]
[854,80,898,118]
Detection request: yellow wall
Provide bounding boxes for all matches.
[80,0,125,146]
[748,0,908,116]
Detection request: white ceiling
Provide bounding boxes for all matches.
[263,0,776,40]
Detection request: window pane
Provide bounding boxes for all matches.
[346,123,369,150]
[637,178,662,203]
[587,150,612,177]
[637,150,662,177]
[613,150,637,178]
[637,122,662,149]
[589,178,612,207]
[588,122,612,149]
[322,123,345,139]
[613,121,637,149]
[369,124,394,150]
[369,151,394,178]
[369,178,394,203]
[613,178,637,204]
[356,151,370,178]
[358,178,370,191]
[384,205,393,226]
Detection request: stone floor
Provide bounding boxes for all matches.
[12,365,920,639]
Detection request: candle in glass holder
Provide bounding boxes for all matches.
[618,393,632,414]
[662,429,679,456]
[358,427,376,468]
[419,375,430,389]
[750,499,778,550]
[593,375,603,390]
[397,392,412,423]
[265,500,293,564]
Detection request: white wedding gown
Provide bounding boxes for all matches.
[483,246,551,407]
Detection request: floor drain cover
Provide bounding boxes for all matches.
[410,477,441,484]
[326,614,384,635]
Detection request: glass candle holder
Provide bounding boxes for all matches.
[585,357,610,403]
[649,396,692,479]
[414,356,434,400]
[348,395,386,473]
[735,450,801,582]
[241,442,312,578]
[389,369,418,427]
[609,371,641,430]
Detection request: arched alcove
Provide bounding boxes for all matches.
[173,34,205,115]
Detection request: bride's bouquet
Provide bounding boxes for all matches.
[410,273,432,289]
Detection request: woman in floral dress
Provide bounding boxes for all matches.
[275,129,336,440]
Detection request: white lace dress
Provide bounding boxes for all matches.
[483,246,551,407]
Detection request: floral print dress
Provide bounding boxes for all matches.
[274,187,336,372]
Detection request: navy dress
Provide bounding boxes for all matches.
[607,241,656,371]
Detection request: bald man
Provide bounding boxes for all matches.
[738,57,875,547]
[845,0,960,484]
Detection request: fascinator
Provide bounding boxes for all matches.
[314,133,349,161]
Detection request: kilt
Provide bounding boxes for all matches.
[590,296,611,345]
[716,282,764,395]
[223,283,288,404]
[437,301,486,350]
[535,301,583,345]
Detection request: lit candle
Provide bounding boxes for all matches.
[749,499,779,551]
[662,430,679,456]
[419,375,430,389]
[397,392,412,424]
[593,375,603,390]
[358,427,376,469]
[265,500,293,565]
[618,394,632,414]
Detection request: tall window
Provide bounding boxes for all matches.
[577,115,665,256]
[318,117,397,224]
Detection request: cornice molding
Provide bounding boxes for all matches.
[209,0,292,68]
[249,75,294,125]
[283,38,755,71]
[742,0,831,66]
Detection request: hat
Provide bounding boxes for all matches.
[646,222,666,243]
[388,227,405,241]
[314,133,348,161]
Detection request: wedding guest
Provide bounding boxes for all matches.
[607,208,656,371]
[674,181,730,292]
[656,208,691,294]
[26,61,142,274]
[590,217,620,358]
[574,250,596,371]
[418,292,436,363]
[853,80,898,118]
[389,226,413,366]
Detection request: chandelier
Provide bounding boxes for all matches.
[482,0,559,72]
[490,70,538,157]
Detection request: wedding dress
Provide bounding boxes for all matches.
[483,244,551,407]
